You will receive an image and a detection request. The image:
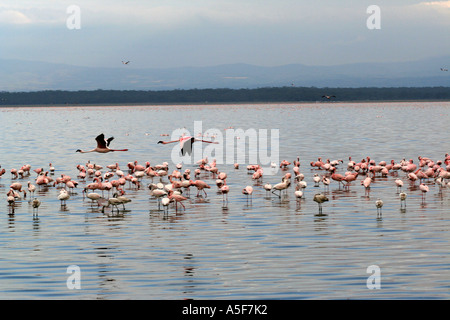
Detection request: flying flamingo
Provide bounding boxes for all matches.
[158,135,218,156]
[76,133,128,153]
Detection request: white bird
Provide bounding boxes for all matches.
[58,189,70,206]
[271,180,289,198]
[161,197,172,213]
[313,173,321,187]
[294,185,303,205]
[375,198,383,216]
[86,192,102,206]
[399,192,407,209]
[263,183,272,194]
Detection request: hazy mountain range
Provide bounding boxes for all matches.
[0,56,448,92]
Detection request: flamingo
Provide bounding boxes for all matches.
[158,135,218,156]
[395,179,404,193]
[27,181,36,198]
[330,168,345,188]
[242,186,253,202]
[85,192,102,207]
[375,198,383,216]
[191,180,211,197]
[220,185,230,203]
[168,190,188,212]
[10,182,26,199]
[263,183,272,195]
[294,185,304,205]
[322,176,331,191]
[271,180,289,198]
[31,198,41,215]
[313,193,329,215]
[76,133,128,153]
[399,192,407,209]
[419,183,429,201]
[58,189,70,206]
[322,95,336,100]
[362,177,372,195]
[161,197,172,213]
[313,173,321,187]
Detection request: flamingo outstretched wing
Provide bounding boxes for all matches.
[95,133,114,148]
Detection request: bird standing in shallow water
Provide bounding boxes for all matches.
[31,198,41,215]
[419,183,429,202]
[58,189,70,206]
[399,192,407,209]
[313,193,329,215]
[375,198,383,217]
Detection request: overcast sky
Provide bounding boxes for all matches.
[0,0,449,68]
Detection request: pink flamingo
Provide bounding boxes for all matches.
[221,185,230,203]
[76,133,128,153]
[330,168,345,188]
[168,190,188,212]
[10,182,26,199]
[395,179,404,192]
[419,183,429,201]
[342,172,358,190]
[191,180,211,197]
[361,176,372,195]
[242,186,253,202]
[158,135,218,156]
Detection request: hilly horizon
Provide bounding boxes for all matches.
[0,55,449,92]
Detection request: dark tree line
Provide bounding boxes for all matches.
[0,87,449,106]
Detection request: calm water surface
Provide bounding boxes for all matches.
[0,101,450,299]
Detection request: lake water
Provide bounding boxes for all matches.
[1,101,450,300]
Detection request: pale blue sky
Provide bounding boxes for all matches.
[1,0,449,68]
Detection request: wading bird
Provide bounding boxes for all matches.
[399,192,407,209]
[313,193,329,215]
[31,198,41,215]
[76,133,128,153]
[375,198,383,216]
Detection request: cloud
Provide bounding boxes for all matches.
[0,10,32,24]
[420,0,450,7]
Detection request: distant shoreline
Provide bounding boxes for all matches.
[1,99,449,109]
[0,87,449,106]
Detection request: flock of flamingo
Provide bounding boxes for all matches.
[2,134,450,218]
